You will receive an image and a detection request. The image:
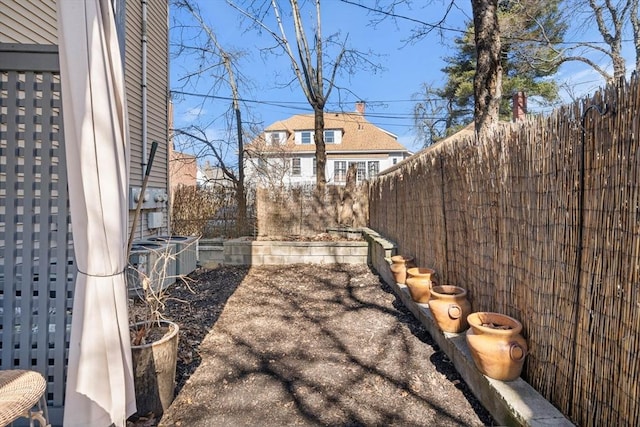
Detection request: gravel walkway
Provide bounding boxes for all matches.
[157,264,494,426]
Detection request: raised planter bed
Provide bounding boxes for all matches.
[198,230,370,266]
[223,237,368,265]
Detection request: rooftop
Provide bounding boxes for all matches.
[254,112,409,153]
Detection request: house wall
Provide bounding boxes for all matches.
[0,0,57,44]
[169,150,198,190]
[1,0,171,239]
[124,0,170,239]
[245,153,404,186]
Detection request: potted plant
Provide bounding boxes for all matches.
[127,241,181,419]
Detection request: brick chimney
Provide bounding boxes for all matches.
[355,101,366,115]
[512,91,527,121]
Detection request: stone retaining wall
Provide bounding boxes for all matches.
[223,239,368,265]
[197,236,370,266]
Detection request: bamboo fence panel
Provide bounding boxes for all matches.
[369,77,640,426]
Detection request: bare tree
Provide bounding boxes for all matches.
[229,0,379,192]
[471,0,502,134]
[412,83,455,148]
[244,135,294,190]
[172,0,251,234]
[541,0,636,83]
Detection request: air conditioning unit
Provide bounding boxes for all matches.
[147,235,198,278]
[127,241,176,299]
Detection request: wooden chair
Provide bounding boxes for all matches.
[0,370,50,427]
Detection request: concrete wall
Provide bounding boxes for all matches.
[223,239,369,266]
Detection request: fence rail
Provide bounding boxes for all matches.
[369,77,640,426]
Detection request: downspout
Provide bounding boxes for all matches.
[141,0,148,237]
[166,1,171,236]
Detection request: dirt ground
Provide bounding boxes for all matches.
[129,264,494,427]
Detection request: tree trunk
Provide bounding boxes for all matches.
[611,44,627,83]
[314,106,326,193]
[471,0,502,135]
[235,107,248,236]
[633,0,640,73]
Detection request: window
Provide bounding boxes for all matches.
[334,161,346,182]
[312,158,317,176]
[392,158,397,165]
[291,158,301,176]
[269,132,281,145]
[355,161,366,181]
[301,131,313,144]
[324,130,335,144]
[368,161,379,178]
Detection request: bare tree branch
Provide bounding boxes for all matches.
[227,0,380,191]
[172,0,252,233]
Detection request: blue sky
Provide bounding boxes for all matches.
[170,1,636,156]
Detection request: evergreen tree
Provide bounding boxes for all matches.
[415,0,566,145]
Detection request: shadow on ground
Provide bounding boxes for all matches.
[160,266,248,393]
[156,264,494,427]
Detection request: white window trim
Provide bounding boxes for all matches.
[291,158,301,175]
[298,130,314,144]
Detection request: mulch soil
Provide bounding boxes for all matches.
[129,264,495,427]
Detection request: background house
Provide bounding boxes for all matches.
[0,1,169,423]
[197,160,236,190]
[245,102,411,187]
[170,144,198,190]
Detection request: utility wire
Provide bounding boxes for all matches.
[339,0,636,46]
[172,90,451,105]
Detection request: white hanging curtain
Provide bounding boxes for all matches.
[56,0,136,425]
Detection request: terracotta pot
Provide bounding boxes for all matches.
[405,267,436,303]
[429,285,471,333]
[466,312,527,381]
[389,255,415,284]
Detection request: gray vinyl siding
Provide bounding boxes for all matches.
[146,0,169,187]
[125,0,170,237]
[0,0,57,44]
[125,1,144,188]
[2,1,170,238]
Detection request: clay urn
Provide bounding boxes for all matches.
[429,285,471,333]
[466,312,528,381]
[389,255,415,285]
[405,267,436,303]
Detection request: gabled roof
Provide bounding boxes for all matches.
[253,112,408,153]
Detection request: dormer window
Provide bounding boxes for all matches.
[269,132,281,145]
[301,131,313,144]
[324,130,335,144]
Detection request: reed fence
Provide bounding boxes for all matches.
[255,184,368,237]
[369,77,640,426]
